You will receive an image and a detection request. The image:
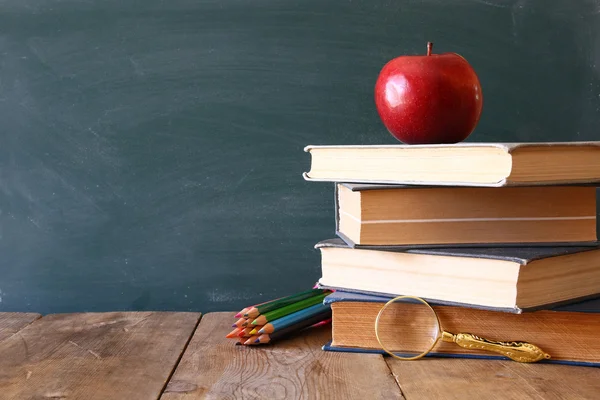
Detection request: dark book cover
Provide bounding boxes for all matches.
[317,284,600,314]
[316,237,600,265]
[323,289,600,312]
[321,342,600,368]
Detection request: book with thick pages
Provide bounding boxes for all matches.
[334,183,598,246]
[303,142,600,187]
[316,238,600,313]
[323,290,600,367]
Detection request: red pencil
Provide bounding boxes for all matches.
[238,327,254,338]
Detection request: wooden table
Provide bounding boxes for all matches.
[0,312,598,399]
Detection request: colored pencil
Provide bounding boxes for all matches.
[254,312,332,344]
[232,317,249,328]
[237,327,254,338]
[257,313,331,341]
[255,321,332,345]
[251,292,329,326]
[226,327,242,338]
[243,289,328,319]
[258,303,330,334]
[234,307,250,319]
[243,335,259,345]
[240,319,251,328]
[238,325,264,338]
[234,297,277,319]
[311,318,332,328]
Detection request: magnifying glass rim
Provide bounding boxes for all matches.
[375,295,442,361]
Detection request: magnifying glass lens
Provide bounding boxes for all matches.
[376,296,440,360]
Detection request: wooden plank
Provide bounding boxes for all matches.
[163,312,403,400]
[0,313,40,343]
[387,358,600,400]
[0,311,201,400]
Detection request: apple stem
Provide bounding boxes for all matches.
[427,42,433,56]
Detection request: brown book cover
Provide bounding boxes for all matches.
[323,290,600,367]
[333,182,598,247]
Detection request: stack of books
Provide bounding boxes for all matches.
[304,141,600,366]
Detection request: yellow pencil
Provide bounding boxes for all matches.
[238,327,254,338]
[248,325,264,336]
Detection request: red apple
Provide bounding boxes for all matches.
[374,43,483,144]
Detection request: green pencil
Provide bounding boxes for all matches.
[243,288,328,319]
[251,292,329,326]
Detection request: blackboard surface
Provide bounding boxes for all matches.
[0,0,598,314]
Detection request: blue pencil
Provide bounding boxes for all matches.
[258,303,330,334]
[253,310,332,344]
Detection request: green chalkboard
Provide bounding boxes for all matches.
[0,0,598,313]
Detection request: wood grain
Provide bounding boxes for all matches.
[387,358,600,400]
[0,311,200,400]
[0,313,40,343]
[163,312,403,400]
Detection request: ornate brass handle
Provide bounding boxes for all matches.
[441,331,551,363]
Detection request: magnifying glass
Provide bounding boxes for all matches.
[374,295,551,363]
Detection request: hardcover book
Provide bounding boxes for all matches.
[322,290,600,367]
[316,238,600,312]
[303,141,600,187]
[334,183,598,247]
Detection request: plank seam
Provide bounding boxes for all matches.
[384,357,407,400]
[157,313,203,399]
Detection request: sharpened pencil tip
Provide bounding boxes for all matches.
[234,313,241,318]
[254,338,260,343]
[226,328,242,338]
